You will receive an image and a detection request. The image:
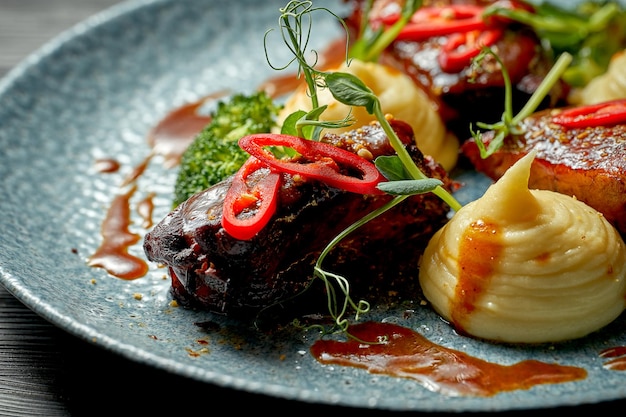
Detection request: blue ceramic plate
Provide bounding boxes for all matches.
[0,0,625,413]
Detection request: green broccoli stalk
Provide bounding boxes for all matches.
[172,91,281,207]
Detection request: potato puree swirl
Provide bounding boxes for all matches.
[277,59,459,170]
[419,152,626,343]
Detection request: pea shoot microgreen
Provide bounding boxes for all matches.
[265,0,353,141]
[262,1,461,340]
[469,48,572,158]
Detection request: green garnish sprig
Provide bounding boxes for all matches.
[322,71,462,210]
[265,1,355,144]
[265,0,424,141]
[311,194,407,341]
[470,48,573,158]
[262,1,462,338]
[307,70,461,338]
[265,1,348,115]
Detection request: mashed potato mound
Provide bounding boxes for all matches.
[419,152,626,344]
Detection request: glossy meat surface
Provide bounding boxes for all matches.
[461,108,626,236]
[144,121,454,319]
[345,0,569,139]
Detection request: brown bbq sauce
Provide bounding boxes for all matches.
[94,158,120,173]
[87,184,148,280]
[88,94,224,279]
[600,346,626,371]
[88,36,344,281]
[311,321,587,397]
[146,93,221,167]
[453,219,502,334]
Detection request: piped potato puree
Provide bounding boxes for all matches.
[419,152,626,344]
[277,59,459,171]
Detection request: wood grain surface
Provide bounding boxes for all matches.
[0,1,625,416]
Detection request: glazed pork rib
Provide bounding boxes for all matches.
[461,108,626,237]
[345,0,569,140]
[144,120,453,319]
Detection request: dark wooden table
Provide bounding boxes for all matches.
[1,1,625,415]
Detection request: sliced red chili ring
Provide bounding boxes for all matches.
[551,99,626,128]
[221,156,281,240]
[378,4,487,25]
[238,133,386,195]
[383,5,488,41]
[438,28,503,73]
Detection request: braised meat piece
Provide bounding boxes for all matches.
[461,108,626,237]
[344,0,569,139]
[143,120,454,319]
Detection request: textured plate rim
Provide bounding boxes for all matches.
[0,0,624,413]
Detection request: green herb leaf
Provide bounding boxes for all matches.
[377,178,443,195]
[374,155,410,181]
[281,110,308,137]
[302,105,330,141]
[324,71,378,113]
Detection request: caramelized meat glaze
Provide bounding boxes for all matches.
[345,0,569,140]
[144,120,454,320]
[461,108,626,237]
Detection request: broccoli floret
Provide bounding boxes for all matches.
[172,91,280,207]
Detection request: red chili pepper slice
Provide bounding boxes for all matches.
[438,28,503,73]
[551,99,626,128]
[221,156,281,240]
[386,5,489,41]
[238,133,386,195]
